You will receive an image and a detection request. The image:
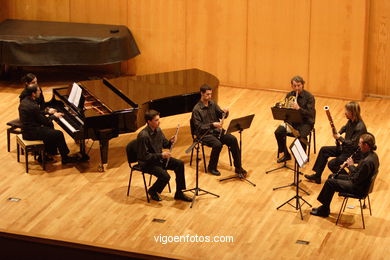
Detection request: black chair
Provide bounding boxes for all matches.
[7,118,22,152]
[278,127,316,162]
[189,119,232,173]
[126,140,151,203]
[126,140,170,203]
[336,171,379,229]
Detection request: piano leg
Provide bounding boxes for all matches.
[78,140,90,161]
[98,138,109,172]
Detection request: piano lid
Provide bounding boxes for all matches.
[0,19,140,66]
[78,68,219,113]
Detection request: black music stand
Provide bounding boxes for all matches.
[219,114,256,186]
[276,138,312,220]
[183,130,219,208]
[266,106,303,174]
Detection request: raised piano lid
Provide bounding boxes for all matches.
[78,68,219,116]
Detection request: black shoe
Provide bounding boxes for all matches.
[174,192,193,202]
[148,190,162,201]
[310,206,330,217]
[304,174,321,184]
[277,154,291,163]
[207,168,221,176]
[235,167,247,175]
[61,155,79,164]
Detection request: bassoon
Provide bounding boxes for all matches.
[324,106,341,148]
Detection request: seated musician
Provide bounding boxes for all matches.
[18,84,78,164]
[19,73,46,110]
[310,133,379,217]
[137,110,192,202]
[191,84,246,176]
[274,76,315,163]
[305,101,367,184]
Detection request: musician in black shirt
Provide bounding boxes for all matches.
[19,73,46,111]
[137,110,192,202]
[191,84,246,176]
[305,101,367,184]
[274,76,315,163]
[310,133,379,218]
[18,84,78,164]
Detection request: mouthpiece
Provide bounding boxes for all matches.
[324,106,329,110]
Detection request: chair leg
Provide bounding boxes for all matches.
[201,144,207,172]
[17,143,20,162]
[142,172,150,203]
[127,169,134,196]
[367,195,372,216]
[7,128,11,152]
[343,197,349,212]
[25,148,29,174]
[228,147,232,166]
[336,197,347,225]
[308,131,312,162]
[148,174,152,186]
[313,128,316,154]
[167,182,171,193]
[359,199,365,229]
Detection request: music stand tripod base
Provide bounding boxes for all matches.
[219,174,256,186]
[184,134,219,208]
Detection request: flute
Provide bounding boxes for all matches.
[165,124,180,168]
[333,147,360,178]
[218,112,226,139]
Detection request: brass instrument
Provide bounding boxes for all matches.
[324,106,341,148]
[276,95,297,109]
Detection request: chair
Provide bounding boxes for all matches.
[335,171,379,229]
[189,119,232,173]
[126,140,170,203]
[16,134,45,173]
[7,118,22,152]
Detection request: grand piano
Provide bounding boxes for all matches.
[48,68,219,171]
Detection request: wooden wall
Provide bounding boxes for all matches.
[2,0,390,99]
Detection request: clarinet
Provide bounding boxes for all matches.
[218,112,226,139]
[333,147,360,178]
[165,124,180,168]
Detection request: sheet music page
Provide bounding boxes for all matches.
[68,82,78,104]
[290,139,308,168]
[73,84,82,107]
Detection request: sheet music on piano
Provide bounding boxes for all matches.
[68,83,83,108]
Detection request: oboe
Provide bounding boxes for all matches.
[165,124,180,168]
[333,147,360,178]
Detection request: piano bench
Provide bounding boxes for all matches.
[16,135,45,174]
[6,118,22,152]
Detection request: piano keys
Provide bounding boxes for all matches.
[48,68,219,171]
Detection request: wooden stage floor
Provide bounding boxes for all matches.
[0,76,389,259]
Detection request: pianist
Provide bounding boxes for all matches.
[137,110,192,202]
[18,84,78,164]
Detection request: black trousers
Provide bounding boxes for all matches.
[317,174,355,208]
[312,145,349,177]
[201,133,241,170]
[274,124,310,154]
[23,126,70,157]
[142,158,186,194]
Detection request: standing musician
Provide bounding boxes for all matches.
[191,84,246,176]
[274,76,315,163]
[137,110,192,202]
[310,133,379,217]
[305,101,367,184]
[19,84,79,164]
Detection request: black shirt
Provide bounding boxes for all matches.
[19,87,46,111]
[136,125,171,165]
[191,100,227,137]
[347,151,379,194]
[18,96,55,135]
[339,119,367,153]
[285,89,316,127]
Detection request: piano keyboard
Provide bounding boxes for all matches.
[59,117,77,133]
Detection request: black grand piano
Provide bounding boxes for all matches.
[48,68,219,171]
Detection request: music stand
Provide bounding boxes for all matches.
[266,106,303,174]
[219,114,256,186]
[276,138,312,220]
[184,130,219,208]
